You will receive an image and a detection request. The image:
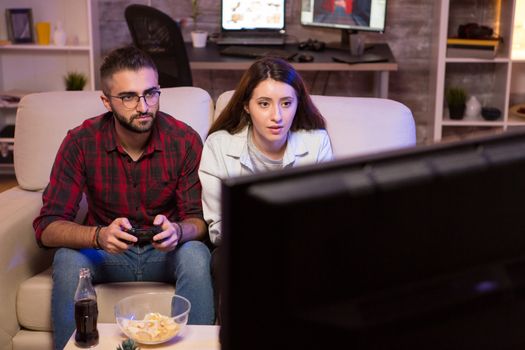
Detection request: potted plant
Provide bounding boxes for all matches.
[64,71,87,91]
[445,87,467,120]
[190,0,207,48]
[116,339,139,350]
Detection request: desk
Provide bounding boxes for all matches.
[186,43,398,98]
[64,324,220,349]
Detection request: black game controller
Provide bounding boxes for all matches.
[298,39,326,52]
[123,226,163,245]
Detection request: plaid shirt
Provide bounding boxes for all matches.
[33,111,204,246]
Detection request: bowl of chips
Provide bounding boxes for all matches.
[114,293,191,344]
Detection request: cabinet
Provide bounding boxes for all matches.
[430,0,525,142]
[0,0,99,173]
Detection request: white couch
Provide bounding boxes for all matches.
[0,87,415,350]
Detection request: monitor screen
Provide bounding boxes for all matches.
[219,130,525,350]
[221,0,285,31]
[301,0,387,32]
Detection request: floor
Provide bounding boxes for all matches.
[0,174,17,193]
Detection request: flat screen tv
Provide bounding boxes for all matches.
[219,130,525,350]
[301,0,387,48]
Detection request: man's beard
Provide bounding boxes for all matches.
[114,111,156,133]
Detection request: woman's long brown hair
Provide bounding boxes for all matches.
[208,56,326,136]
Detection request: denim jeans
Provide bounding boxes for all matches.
[51,241,214,350]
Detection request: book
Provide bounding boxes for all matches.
[0,91,25,108]
[447,46,497,59]
[447,37,501,46]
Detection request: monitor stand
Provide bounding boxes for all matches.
[331,29,388,64]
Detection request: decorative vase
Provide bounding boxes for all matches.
[191,30,208,48]
[53,21,67,46]
[448,103,466,120]
[465,95,481,119]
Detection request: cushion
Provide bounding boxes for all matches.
[14,87,213,191]
[213,90,416,158]
[17,268,175,331]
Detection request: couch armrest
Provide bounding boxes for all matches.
[0,187,54,350]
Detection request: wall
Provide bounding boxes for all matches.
[98,0,435,144]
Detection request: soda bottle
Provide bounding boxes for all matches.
[74,267,99,348]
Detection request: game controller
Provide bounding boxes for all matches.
[298,39,325,52]
[123,226,163,245]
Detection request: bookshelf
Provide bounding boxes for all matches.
[430,0,525,142]
[0,0,99,173]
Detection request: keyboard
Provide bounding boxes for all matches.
[219,46,297,60]
[216,35,285,46]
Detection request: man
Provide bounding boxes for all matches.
[33,46,214,350]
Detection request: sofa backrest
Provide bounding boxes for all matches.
[14,87,214,191]
[213,90,416,159]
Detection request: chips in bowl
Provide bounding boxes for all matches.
[115,293,190,344]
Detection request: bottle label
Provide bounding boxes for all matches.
[74,298,99,347]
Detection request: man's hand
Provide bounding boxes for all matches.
[97,218,137,254]
[150,215,183,252]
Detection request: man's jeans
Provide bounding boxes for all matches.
[51,241,214,350]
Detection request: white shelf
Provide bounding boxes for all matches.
[0,44,91,51]
[430,0,522,142]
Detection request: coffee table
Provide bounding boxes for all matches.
[64,323,220,349]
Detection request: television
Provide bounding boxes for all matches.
[301,0,387,49]
[219,130,525,350]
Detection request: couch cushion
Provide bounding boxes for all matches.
[213,90,416,159]
[14,87,213,191]
[17,268,174,331]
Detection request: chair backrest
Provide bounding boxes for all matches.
[214,90,416,159]
[124,4,193,88]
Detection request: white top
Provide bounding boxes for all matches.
[199,126,333,245]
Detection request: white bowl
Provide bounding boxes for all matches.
[114,293,191,344]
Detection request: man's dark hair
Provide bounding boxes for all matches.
[100,45,158,94]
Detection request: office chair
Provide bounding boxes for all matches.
[124,4,193,87]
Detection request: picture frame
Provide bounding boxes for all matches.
[5,8,34,44]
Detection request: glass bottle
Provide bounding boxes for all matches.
[53,21,67,46]
[74,268,99,348]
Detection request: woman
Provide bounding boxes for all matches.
[199,56,333,247]
[198,56,333,320]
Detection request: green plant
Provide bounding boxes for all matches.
[64,71,87,91]
[116,338,140,350]
[445,87,467,107]
[190,0,200,31]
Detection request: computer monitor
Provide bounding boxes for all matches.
[301,0,387,48]
[221,0,285,32]
[219,130,525,350]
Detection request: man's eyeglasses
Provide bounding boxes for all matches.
[107,90,161,109]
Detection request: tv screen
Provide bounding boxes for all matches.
[219,130,525,350]
[301,0,387,33]
[221,0,285,31]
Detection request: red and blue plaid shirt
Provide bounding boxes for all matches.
[33,111,204,246]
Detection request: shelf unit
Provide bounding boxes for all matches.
[0,0,99,173]
[430,0,525,142]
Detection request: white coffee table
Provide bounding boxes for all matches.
[64,323,220,349]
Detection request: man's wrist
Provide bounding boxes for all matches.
[174,222,184,243]
[93,225,103,249]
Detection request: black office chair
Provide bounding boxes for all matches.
[124,4,193,87]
